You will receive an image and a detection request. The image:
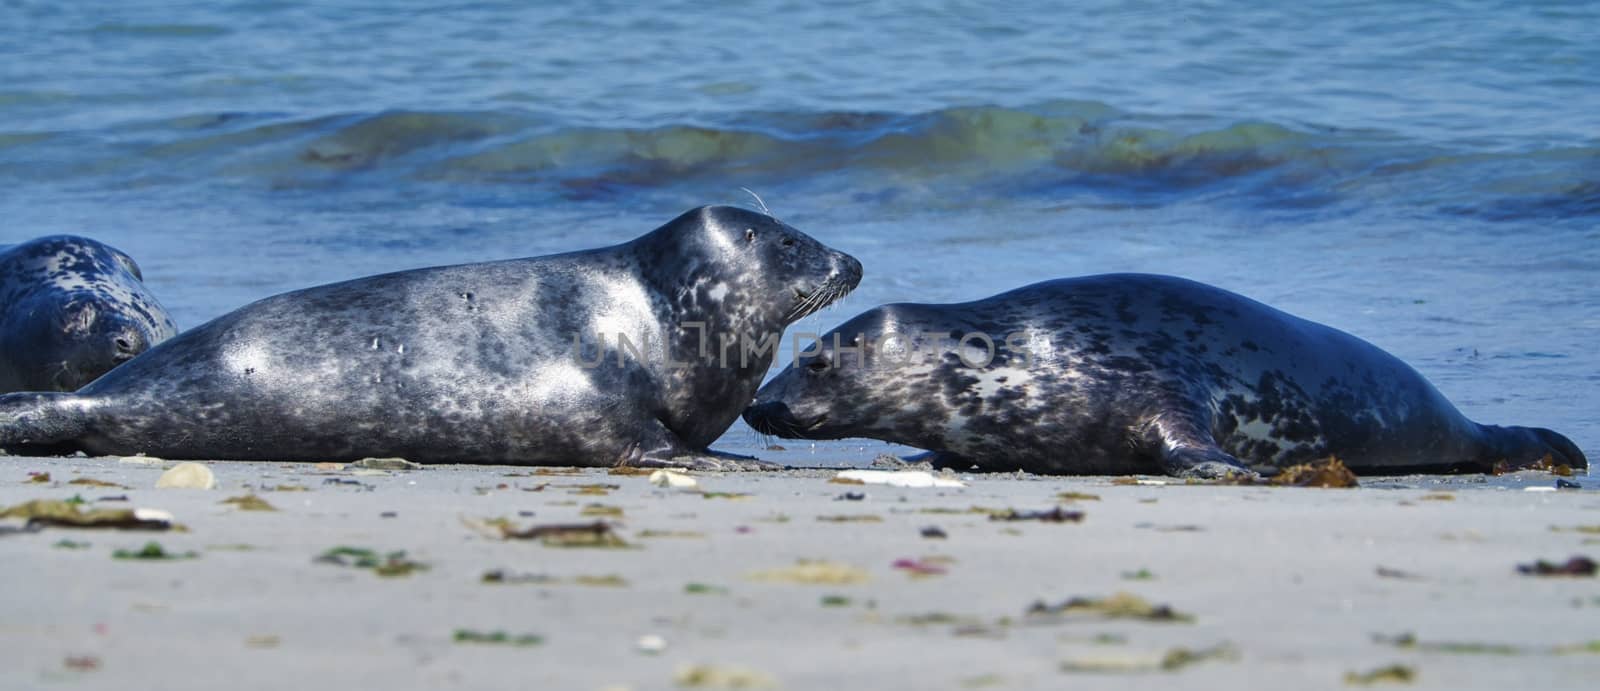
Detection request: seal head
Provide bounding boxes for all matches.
[0,236,177,392]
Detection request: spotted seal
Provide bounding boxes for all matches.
[0,236,177,393]
[0,206,862,467]
[744,274,1585,477]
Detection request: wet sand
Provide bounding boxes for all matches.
[2,456,1596,690]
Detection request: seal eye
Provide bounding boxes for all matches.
[805,358,830,373]
[744,228,756,243]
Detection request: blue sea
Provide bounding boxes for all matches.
[2,1,1595,467]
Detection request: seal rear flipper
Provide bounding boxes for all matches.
[0,392,92,454]
[1479,424,1588,470]
[1143,411,1254,479]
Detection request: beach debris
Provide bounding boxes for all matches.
[649,469,699,490]
[155,462,216,489]
[1418,493,1455,501]
[1550,525,1600,534]
[1059,643,1236,673]
[1134,522,1203,532]
[636,634,667,655]
[68,477,128,489]
[322,478,372,489]
[1343,664,1415,685]
[1274,457,1358,487]
[1,499,175,530]
[97,495,128,502]
[748,560,870,585]
[607,466,655,476]
[1531,454,1574,477]
[1556,478,1583,490]
[1121,568,1156,581]
[113,541,197,560]
[478,570,624,587]
[820,594,853,607]
[1379,632,1600,656]
[580,503,624,518]
[268,484,310,492]
[893,556,953,577]
[1057,491,1101,501]
[832,469,966,488]
[350,457,422,470]
[220,494,277,511]
[921,526,948,539]
[1375,566,1424,580]
[62,655,100,672]
[1523,486,1557,493]
[637,529,706,539]
[245,635,281,649]
[1516,556,1596,577]
[684,582,729,595]
[27,472,51,483]
[1028,592,1193,623]
[835,491,866,501]
[453,629,543,646]
[817,514,882,523]
[1374,632,1520,655]
[315,546,427,577]
[568,483,617,496]
[700,491,752,500]
[481,569,556,585]
[53,539,91,549]
[675,664,778,689]
[477,519,631,548]
[989,507,1084,523]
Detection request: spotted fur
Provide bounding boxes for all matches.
[745,274,1585,476]
[0,207,862,466]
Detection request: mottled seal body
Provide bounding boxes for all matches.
[0,236,177,393]
[0,206,861,466]
[745,274,1585,476]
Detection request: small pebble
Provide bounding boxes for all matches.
[636,634,667,655]
[648,469,699,490]
[155,462,216,490]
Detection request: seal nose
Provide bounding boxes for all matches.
[111,327,148,363]
[836,253,864,290]
[742,401,790,436]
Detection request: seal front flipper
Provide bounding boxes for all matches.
[619,423,781,472]
[1142,410,1254,479]
[0,392,93,455]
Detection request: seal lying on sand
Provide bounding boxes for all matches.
[744,274,1585,477]
[0,206,862,467]
[1,236,177,393]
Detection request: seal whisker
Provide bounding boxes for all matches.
[739,187,773,217]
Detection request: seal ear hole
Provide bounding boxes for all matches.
[781,237,796,248]
[805,358,830,373]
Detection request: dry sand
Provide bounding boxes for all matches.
[2,455,1596,690]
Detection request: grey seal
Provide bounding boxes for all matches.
[0,206,862,467]
[0,236,177,393]
[744,274,1585,477]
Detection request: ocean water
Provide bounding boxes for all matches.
[2,1,1596,467]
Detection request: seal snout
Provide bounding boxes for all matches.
[743,401,825,439]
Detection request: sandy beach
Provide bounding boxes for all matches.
[2,455,1595,690]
